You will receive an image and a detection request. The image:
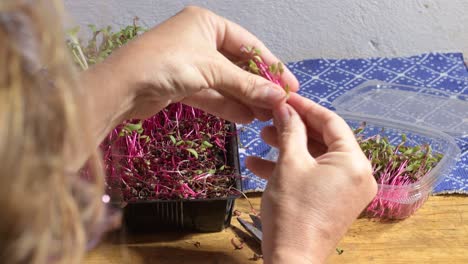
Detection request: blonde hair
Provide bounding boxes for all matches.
[0,0,104,263]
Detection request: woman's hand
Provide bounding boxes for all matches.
[84,6,298,129]
[127,6,299,121]
[82,6,298,146]
[246,94,377,263]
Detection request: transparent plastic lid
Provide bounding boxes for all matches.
[332,80,468,137]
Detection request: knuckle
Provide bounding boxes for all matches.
[202,60,221,88]
[322,109,338,122]
[279,148,311,168]
[183,5,211,17]
[183,5,201,13]
[368,176,378,198]
[241,74,258,99]
[349,157,374,186]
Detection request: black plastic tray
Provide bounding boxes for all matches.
[121,122,241,232]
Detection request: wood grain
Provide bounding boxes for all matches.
[84,195,468,264]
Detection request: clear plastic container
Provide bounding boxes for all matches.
[268,81,465,219]
[332,81,465,219]
[338,113,459,219]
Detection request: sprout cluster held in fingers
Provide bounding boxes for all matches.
[239,45,290,94]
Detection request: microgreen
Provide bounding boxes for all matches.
[67,17,145,70]
[354,122,443,185]
[103,104,240,201]
[239,45,289,94]
[71,20,240,201]
[71,22,293,202]
[354,123,444,219]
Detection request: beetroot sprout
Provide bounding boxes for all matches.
[71,22,290,203]
[239,45,290,94]
[354,122,444,219]
[100,104,242,201]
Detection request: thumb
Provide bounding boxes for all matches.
[212,56,287,109]
[273,104,309,158]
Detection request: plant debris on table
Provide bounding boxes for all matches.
[250,253,263,261]
[335,247,344,255]
[231,237,245,250]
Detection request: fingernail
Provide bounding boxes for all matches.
[273,104,290,128]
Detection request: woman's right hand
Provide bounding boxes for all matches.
[246,93,377,263]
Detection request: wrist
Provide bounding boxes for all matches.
[261,215,340,264]
[266,248,319,264]
[79,52,137,142]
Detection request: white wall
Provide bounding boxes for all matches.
[63,0,468,62]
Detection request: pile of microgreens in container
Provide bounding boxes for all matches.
[353,123,444,218]
[67,20,288,202]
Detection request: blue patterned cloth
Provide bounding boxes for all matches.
[239,53,468,194]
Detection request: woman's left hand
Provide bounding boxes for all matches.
[85,5,299,129]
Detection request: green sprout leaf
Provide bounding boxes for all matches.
[186,148,199,159]
[277,62,284,74]
[269,63,277,74]
[202,141,213,148]
[67,26,81,38]
[284,84,290,97]
[253,47,261,55]
[401,134,407,142]
[123,121,143,134]
[140,135,150,143]
[248,60,259,74]
[169,135,176,145]
[88,24,97,33]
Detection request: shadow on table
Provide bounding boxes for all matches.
[104,229,191,244]
[127,246,245,264]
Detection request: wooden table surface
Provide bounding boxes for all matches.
[85,194,468,263]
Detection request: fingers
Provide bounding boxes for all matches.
[217,17,300,92]
[287,93,360,152]
[261,126,327,158]
[260,126,278,147]
[181,89,255,124]
[210,55,288,109]
[272,103,310,158]
[251,107,273,122]
[182,89,274,123]
[307,140,328,158]
[245,156,275,180]
[262,125,321,147]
